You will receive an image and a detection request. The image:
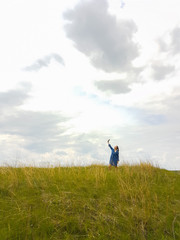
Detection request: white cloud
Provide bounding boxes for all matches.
[23,53,65,72]
[95,79,132,94]
[151,62,175,81]
[157,26,180,55]
[63,0,139,73]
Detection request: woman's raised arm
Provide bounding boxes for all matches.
[107,139,113,150]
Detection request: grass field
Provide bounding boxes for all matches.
[0,163,180,240]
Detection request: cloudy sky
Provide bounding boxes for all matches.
[0,0,180,169]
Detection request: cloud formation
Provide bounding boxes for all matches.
[95,79,131,94]
[63,0,139,73]
[151,62,175,81]
[0,84,180,169]
[23,53,65,72]
[0,85,70,153]
[171,27,180,54]
[0,89,29,108]
[157,26,180,55]
[152,27,180,81]
[0,110,69,153]
[0,86,106,159]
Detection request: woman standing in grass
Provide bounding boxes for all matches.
[107,139,119,169]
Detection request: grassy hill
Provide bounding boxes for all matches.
[0,164,179,240]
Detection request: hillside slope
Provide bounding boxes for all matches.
[0,164,180,240]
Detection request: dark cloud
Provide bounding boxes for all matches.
[151,62,175,80]
[0,86,70,153]
[0,89,29,108]
[0,83,31,109]
[152,27,180,81]
[95,79,131,94]
[157,27,180,55]
[23,53,65,72]
[171,27,180,54]
[0,110,69,152]
[63,0,139,73]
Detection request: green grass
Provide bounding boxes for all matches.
[0,163,180,240]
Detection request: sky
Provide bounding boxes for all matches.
[0,0,180,170]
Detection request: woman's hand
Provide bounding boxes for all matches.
[107,139,110,144]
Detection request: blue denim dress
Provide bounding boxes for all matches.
[108,144,119,166]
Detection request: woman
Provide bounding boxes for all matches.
[107,139,119,169]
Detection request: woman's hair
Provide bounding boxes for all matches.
[114,145,119,151]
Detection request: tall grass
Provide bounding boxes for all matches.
[0,163,180,239]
